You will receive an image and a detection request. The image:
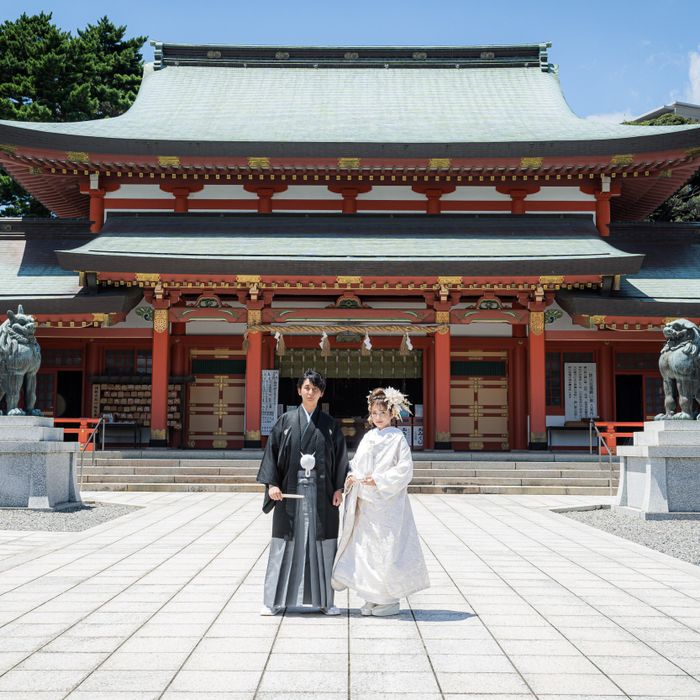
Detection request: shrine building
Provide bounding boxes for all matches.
[1,42,700,451]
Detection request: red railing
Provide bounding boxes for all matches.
[595,421,644,455]
[53,418,102,451]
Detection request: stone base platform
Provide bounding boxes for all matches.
[0,416,81,510]
[615,420,700,517]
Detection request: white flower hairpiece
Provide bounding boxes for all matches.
[367,386,412,421]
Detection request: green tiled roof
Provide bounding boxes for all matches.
[0,43,697,150]
[557,223,700,317]
[56,213,642,277]
[0,218,141,314]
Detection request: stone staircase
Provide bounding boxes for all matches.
[78,451,619,496]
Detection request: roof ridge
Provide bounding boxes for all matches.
[151,41,552,71]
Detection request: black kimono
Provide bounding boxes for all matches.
[256,405,349,610]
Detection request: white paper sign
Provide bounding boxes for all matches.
[261,369,280,436]
[564,363,597,422]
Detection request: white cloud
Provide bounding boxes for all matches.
[685,51,700,104]
[584,111,632,124]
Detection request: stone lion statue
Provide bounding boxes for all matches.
[0,305,42,416]
[655,318,700,420]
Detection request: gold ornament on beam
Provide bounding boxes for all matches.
[274,331,286,357]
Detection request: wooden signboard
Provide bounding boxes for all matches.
[564,362,597,422]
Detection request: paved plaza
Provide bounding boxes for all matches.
[0,493,699,699]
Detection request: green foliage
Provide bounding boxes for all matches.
[625,113,700,222]
[0,12,145,215]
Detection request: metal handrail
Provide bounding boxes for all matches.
[589,418,615,496]
[79,416,106,487]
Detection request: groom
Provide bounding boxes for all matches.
[257,369,349,615]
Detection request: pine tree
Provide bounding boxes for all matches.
[0,12,145,215]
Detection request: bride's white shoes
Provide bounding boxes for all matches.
[371,602,400,617]
[360,601,377,616]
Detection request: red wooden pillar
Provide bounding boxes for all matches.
[510,189,529,215]
[244,183,288,213]
[422,344,433,449]
[149,307,170,447]
[412,184,455,215]
[328,184,372,214]
[512,324,528,450]
[527,309,547,450]
[80,178,119,233]
[89,189,106,233]
[598,342,615,421]
[594,192,612,237]
[244,305,264,448]
[84,340,100,416]
[160,183,204,214]
[169,322,187,447]
[433,318,451,449]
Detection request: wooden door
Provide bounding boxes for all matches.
[450,351,509,450]
[187,351,245,448]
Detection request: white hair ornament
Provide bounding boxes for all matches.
[367,386,412,421]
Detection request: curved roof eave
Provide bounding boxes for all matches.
[1,121,700,159]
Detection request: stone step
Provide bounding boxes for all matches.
[81,482,616,496]
[80,472,616,487]
[88,458,616,471]
[78,464,617,478]
[0,426,65,442]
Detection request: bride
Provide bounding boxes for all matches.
[332,387,430,616]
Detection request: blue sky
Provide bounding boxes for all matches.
[2,0,700,122]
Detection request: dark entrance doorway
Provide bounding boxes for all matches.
[615,374,643,421]
[56,371,83,418]
[277,348,423,449]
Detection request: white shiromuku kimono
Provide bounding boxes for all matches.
[332,426,430,604]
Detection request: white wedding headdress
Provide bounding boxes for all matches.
[367,386,412,421]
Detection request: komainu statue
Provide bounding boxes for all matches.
[655,318,700,420]
[0,305,42,416]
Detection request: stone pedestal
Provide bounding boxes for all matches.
[615,421,700,519]
[0,416,81,510]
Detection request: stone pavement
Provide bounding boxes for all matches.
[0,493,699,699]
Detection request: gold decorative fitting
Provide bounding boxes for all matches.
[529,311,545,336]
[245,430,261,441]
[437,276,462,285]
[28,166,42,175]
[589,314,607,327]
[151,428,167,441]
[212,439,227,449]
[158,156,181,167]
[0,143,16,155]
[530,431,547,442]
[135,273,161,285]
[153,309,169,333]
[611,154,635,166]
[428,158,451,169]
[520,157,543,169]
[336,275,362,285]
[685,146,700,158]
[247,309,262,326]
[247,157,270,169]
[66,151,89,163]
[91,313,110,327]
[539,275,564,285]
[435,311,450,324]
[659,169,673,178]
[338,157,361,169]
[435,431,451,443]
[237,274,261,284]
